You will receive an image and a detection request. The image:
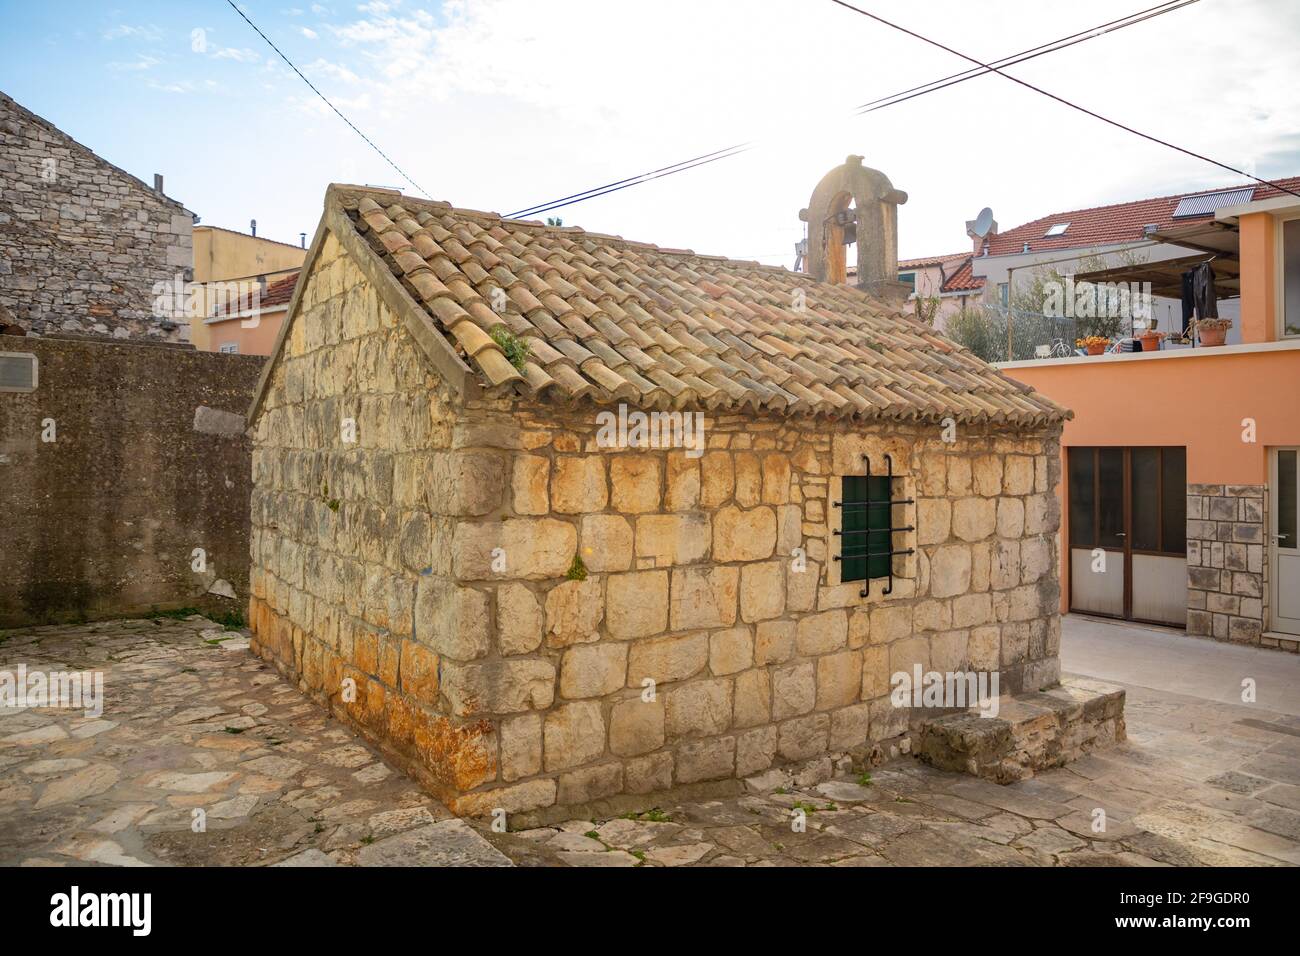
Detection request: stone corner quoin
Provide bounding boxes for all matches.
[247,232,1065,817]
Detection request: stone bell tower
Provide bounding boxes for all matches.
[800,155,909,305]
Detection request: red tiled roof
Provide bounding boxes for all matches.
[898,251,967,270]
[309,186,1069,426]
[983,176,1300,257]
[215,271,299,316]
[940,257,984,293]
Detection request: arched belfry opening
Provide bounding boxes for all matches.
[799,155,909,304]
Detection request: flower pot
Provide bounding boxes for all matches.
[1085,342,1107,355]
[1138,332,1161,352]
[1199,325,1227,347]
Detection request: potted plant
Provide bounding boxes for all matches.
[1195,317,1232,347]
[1137,327,1164,352]
[1076,335,1111,356]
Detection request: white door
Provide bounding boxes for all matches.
[1271,448,1300,635]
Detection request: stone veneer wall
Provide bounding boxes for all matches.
[0,91,193,340]
[248,232,1066,818]
[1186,483,1274,647]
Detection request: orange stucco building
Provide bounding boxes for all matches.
[998,197,1300,650]
[203,270,298,356]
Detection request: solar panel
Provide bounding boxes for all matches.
[1172,187,1255,218]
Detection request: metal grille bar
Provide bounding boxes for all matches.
[839,452,915,597]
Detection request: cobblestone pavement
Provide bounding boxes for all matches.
[3,617,1299,867]
[0,617,507,867]
[493,681,1300,867]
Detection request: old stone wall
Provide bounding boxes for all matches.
[439,411,1062,816]
[248,231,487,801]
[1186,483,1270,646]
[248,231,1066,818]
[0,335,264,626]
[0,91,193,341]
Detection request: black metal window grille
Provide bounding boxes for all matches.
[834,453,915,597]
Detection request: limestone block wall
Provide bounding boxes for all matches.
[248,232,1066,817]
[248,231,500,803]
[0,91,193,341]
[1186,483,1269,645]
[437,414,1063,815]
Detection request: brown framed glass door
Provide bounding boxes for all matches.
[1068,446,1187,625]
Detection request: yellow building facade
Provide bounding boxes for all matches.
[189,226,306,351]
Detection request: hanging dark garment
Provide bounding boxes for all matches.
[1193,261,1219,320]
[1180,269,1195,332]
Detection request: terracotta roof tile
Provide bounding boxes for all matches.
[983,175,1300,256]
[334,188,1067,426]
[897,251,969,270]
[215,270,299,315]
[940,257,984,293]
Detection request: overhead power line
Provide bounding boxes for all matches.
[506,0,1198,219]
[223,0,430,198]
[846,0,1198,116]
[828,0,1300,201]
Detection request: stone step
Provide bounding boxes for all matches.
[914,677,1126,784]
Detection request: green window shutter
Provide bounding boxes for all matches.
[840,475,892,582]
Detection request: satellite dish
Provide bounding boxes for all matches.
[972,207,994,238]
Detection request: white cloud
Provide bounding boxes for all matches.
[305,58,361,84]
[147,79,197,94]
[107,54,162,72]
[187,0,1300,264]
[211,47,261,62]
[102,24,162,42]
[300,27,319,39]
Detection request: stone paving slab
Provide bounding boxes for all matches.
[3,619,1299,868]
[481,678,1300,867]
[0,617,503,867]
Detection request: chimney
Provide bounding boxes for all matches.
[966,208,997,256]
[257,274,268,298]
[250,218,257,238]
[798,155,908,304]
[153,173,164,194]
[300,232,307,249]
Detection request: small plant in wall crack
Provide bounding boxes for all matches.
[490,325,530,372]
[565,553,588,581]
[320,483,340,512]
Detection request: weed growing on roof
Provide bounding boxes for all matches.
[489,325,530,372]
[565,553,588,581]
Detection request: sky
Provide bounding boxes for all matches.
[2,0,1299,267]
